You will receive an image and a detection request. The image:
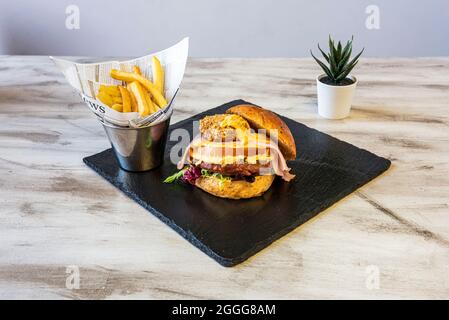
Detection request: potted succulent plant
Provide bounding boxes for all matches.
[311,36,364,119]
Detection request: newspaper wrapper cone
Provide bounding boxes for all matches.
[50,38,189,127]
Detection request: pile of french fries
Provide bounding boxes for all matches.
[96,56,167,117]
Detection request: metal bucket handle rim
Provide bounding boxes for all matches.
[100,110,173,131]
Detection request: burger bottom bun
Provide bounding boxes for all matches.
[195,175,275,199]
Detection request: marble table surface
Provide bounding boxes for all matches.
[0,56,448,299]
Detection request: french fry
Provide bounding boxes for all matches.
[151,97,161,109]
[151,56,165,97]
[143,89,158,114]
[119,86,132,113]
[111,104,123,112]
[96,91,114,107]
[128,85,138,112]
[99,85,121,97]
[127,81,151,116]
[112,96,123,104]
[132,66,159,110]
[110,69,167,108]
[132,65,142,76]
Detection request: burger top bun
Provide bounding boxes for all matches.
[226,104,297,160]
[199,114,250,141]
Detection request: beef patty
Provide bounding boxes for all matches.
[198,161,271,176]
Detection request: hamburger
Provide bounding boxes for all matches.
[164,104,296,199]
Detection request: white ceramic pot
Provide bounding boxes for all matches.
[316,74,357,119]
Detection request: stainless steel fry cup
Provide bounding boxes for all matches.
[101,116,171,172]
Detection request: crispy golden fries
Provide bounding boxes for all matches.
[126,72,139,112]
[110,69,167,108]
[96,91,114,107]
[101,61,167,116]
[132,65,142,76]
[143,89,158,114]
[151,56,165,96]
[99,85,121,97]
[111,104,123,112]
[118,86,132,113]
[128,85,138,112]
[127,81,152,116]
[97,85,123,110]
[112,96,122,104]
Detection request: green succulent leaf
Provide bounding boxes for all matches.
[336,41,342,61]
[317,43,329,63]
[311,50,333,79]
[338,40,353,71]
[328,35,337,59]
[335,60,358,82]
[329,53,338,80]
[346,47,364,69]
[311,36,363,84]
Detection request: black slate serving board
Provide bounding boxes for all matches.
[84,100,391,267]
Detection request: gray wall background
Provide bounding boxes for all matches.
[0,0,448,57]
